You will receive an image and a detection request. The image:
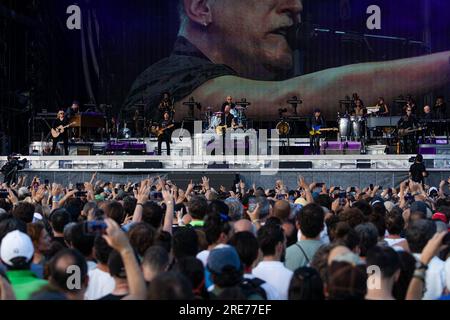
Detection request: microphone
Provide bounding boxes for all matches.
[286,22,315,51]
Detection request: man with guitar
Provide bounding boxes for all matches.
[51,110,71,155]
[398,107,421,154]
[308,109,326,155]
[157,111,174,156]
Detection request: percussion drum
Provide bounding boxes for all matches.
[338,117,351,139]
[120,128,132,139]
[276,121,290,136]
[209,113,222,129]
[350,116,362,139]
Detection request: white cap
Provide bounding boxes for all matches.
[18,187,30,198]
[0,230,34,266]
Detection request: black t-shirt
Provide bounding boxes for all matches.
[398,115,419,129]
[159,119,173,138]
[124,37,237,119]
[98,293,127,301]
[434,103,447,119]
[221,102,236,113]
[309,116,326,129]
[410,162,426,183]
[52,118,69,130]
[221,113,235,127]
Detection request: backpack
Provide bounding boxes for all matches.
[239,278,267,300]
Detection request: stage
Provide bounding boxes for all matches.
[2,154,450,189]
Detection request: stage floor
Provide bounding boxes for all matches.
[1,154,450,189]
[2,154,450,172]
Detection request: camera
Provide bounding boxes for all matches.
[1,155,28,185]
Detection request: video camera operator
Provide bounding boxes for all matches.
[1,155,27,185]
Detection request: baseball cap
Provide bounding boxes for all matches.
[207,245,241,275]
[432,212,448,224]
[428,187,439,197]
[18,187,30,198]
[0,230,34,266]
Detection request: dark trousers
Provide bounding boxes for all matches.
[158,136,171,155]
[402,135,417,154]
[310,135,321,155]
[51,134,69,155]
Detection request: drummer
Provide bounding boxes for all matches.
[221,96,236,113]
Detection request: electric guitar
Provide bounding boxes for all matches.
[398,127,426,137]
[155,124,174,137]
[309,126,338,136]
[51,122,76,139]
[215,124,241,135]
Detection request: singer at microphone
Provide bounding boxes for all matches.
[124,0,450,121]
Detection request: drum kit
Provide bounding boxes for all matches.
[204,106,248,133]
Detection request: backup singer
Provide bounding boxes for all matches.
[375,97,390,116]
[398,107,420,154]
[158,92,175,119]
[51,110,69,156]
[308,109,326,155]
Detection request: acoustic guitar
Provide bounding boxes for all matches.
[51,122,76,139]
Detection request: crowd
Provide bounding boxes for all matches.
[0,168,450,300]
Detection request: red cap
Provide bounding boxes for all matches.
[432,212,448,224]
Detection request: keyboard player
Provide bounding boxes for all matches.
[421,105,435,141]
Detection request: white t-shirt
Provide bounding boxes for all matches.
[196,250,210,267]
[445,258,450,293]
[252,261,293,300]
[84,268,115,300]
[244,273,281,300]
[197,244,230,267]
[413,253,446,300]
[384,237,406,247]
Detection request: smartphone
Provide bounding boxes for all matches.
[44,179,49,186]
[248,197,257,213]
[334,186,341,191]
[76,183,84,191]
[84,220,107,235]
[370,184,374,191]
[0,190,8,199]
[316,183,325,188]
[350,187,356,192]
[75,191,87,198]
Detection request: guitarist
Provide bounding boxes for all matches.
[51,110,69,155]
[308,109,326,155]
[157,111,174,156]
[398,107,420,154]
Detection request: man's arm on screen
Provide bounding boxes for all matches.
[177,51,450,119]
